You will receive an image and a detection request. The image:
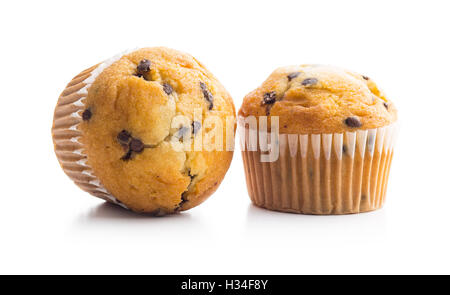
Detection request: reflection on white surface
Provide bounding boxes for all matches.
[84,202,186,220]
[246,204,387,235]
[245,204,388,248]
[74,202,208,229]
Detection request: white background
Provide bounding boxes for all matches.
[1,0,449,274]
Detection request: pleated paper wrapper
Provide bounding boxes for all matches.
[239,119,398,214]
[51,54,130,209]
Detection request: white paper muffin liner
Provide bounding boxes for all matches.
[52,51,134,209]
[239,118,398,214]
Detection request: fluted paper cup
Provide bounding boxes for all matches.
[52,52,132,209]
[239,117,398,214]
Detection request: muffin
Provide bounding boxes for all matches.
[52,47,236,215]
[239,65,398,214]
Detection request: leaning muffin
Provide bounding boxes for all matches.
[239,65,398,214]
[52,47,235,215]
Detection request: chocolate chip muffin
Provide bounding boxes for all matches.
[239,65,398,214]
[52,47,235,215]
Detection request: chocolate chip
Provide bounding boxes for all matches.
[175,126,190,140]
[121,150,132,161]
[136,59,151,76]
[287,72,300,81]
[130,138,144,153]
[117,130,131,144]
[82,109,92,121]
[200,82,214,110]
[301,78,318,86]
[192,121,201,135]
[383,102,389,109]
[362,75,369,80]
[344,116,362,128]
[163,83,173,95]
[262,91,276,105]
[342,144,347,154]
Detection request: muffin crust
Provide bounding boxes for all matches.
[63,47,235,214]
[239,65,397,134]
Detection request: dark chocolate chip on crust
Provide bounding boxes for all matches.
[287,72,300,81]
[130,138,144,153]
[163,83,173,95]
[301,78,318,86]
[200,82,214,110]
[175,126,190,139]
[262,91,276,105]
[383,102,389,109]
[344,116,362,128]
[136,59,151,77]
[192,121,201,135]
[82,109,92,121]
[117,131,149,160]
[362,75,369,80]
[117,130,131,144]
[121,149,132,161]
[342,144,348,154]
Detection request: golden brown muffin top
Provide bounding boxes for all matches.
[239,65,397,134]
[78,47,235,213]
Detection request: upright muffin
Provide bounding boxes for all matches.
[52,47,235,215]
[239,65,397,214]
